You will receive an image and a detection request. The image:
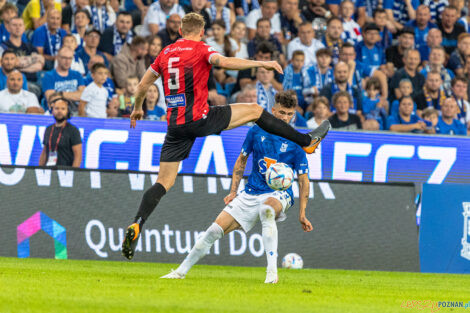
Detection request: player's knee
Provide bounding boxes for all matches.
[259,205,275,220]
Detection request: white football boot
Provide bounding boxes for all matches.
[160,270,185,279]
[264,271,278,284]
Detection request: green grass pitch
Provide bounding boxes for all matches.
[1,257,469,313]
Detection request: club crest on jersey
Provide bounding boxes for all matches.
[258,157,277,174]
[165,94,187,108]
[280,142,288,152]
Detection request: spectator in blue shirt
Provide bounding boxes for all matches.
[0,50,28,91]
[422,107,439,134]
[303,48,333,102]
[320,61,363,117]
[32,9,67,70]
[420,28,442,64]
[355,23,384,76]
[384,0,420,31]
[387,96,427,133]
[406,6,437,55]
[436,97,468,135]
[77,28,109,76]
[326,0,365,25]
[0,3,24,44]
[42,47,85,111]
[373,8,393,50]
[390,79,417,116]
[282,50,308,112]
[362,77,388,130]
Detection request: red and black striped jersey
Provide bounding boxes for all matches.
[150,39,219,126]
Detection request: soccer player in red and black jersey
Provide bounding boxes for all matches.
[121,12,330,260]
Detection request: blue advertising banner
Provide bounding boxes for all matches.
[420,184,470,273]
[1,113,469,184]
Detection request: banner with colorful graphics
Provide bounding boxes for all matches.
[0,166,419,271]
[1,113,469,184]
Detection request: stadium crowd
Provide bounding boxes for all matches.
[0,0,468,136]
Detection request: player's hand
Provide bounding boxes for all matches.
[300,216,313,232]
[224,192,237,205]
[261,61,284,74]
[130,109,144,128]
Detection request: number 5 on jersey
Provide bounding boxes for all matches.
[168,57,180,90]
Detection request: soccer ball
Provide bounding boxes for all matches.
[265,162,294,191]
[282,253,304,269]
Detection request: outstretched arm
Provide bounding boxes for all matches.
[210,54,284,74]
[298,173,313,232]
[224,153,249,205]
[130,68,160,128]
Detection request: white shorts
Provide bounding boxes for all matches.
[223,190,293,232]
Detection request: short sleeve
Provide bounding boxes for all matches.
[201,43,220,64]
[69,125,82,146]
[245,10,258,29]
[241,127,255,156]
[31,27,45,48]
[147,6,162,25]
[76,72,85,87]
[386,116,398,130]
[41,72,53,92]
[294,148,309,175]
[150,53,162,76]
[80,84,93,102]
[26,92,40,108]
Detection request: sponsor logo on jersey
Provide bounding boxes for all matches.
[280,142,288,152]
[165,94,187,108]
[164,47,193,55]
[261,136,265,142]
[258,157,277,174]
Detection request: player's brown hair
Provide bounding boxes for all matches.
[181,12,205,36]
[275,90,297,109]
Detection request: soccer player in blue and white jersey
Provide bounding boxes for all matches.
[162,91,318,283]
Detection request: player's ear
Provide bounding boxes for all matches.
[199,28,204,38]
[179,28,182,36]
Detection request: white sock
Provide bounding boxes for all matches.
[259,205,278,273]
[176,222,224,275]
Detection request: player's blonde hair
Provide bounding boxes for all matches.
[181,13,205,36]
